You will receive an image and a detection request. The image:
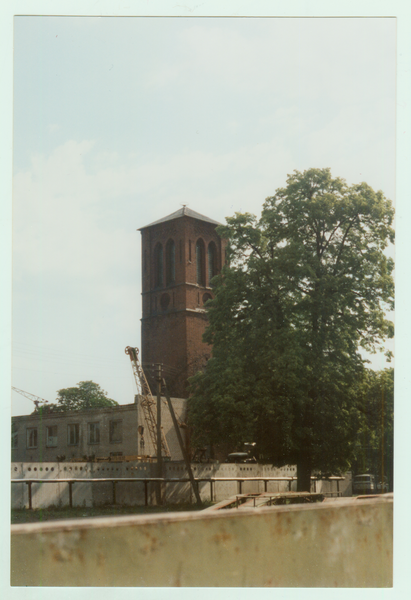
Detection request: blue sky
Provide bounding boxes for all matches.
[11,15,396,416]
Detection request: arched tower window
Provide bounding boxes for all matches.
[196,239,205,286]
[165,239,176,286]
[207,242,217,285]
[154,243,163,288]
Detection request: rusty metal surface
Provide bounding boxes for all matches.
[11,495,392,587]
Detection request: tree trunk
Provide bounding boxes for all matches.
[296,457,312,492]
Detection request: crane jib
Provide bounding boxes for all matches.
[125,346,171,459]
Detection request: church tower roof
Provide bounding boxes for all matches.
[139,206,221,230]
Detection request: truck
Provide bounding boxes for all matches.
[352,473,376,495]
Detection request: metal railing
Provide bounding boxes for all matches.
[11,475,344,509]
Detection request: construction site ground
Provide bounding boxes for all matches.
[11,491,347,524]
[11,502,211,525]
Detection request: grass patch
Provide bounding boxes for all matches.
[11,503,209,524]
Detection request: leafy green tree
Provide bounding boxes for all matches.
[44,381,118,412]
[188,168,394,490]
[353,368,394,490]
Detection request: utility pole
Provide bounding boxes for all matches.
[162,379,202,506]
[156,363,163,504]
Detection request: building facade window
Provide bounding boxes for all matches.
[196,239,205,286]
[26,428,38,449]
[67,423,80,446]
[109,420,123,443]
[208,242,217,285]
[154,243,163,287]
[165,239,176,285]
[88,422,100,444]
[46,425,58,447]
[12,423,18,449]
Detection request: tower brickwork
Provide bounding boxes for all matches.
[139,207,226,398]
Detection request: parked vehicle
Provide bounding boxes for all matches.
[377,476,389,492]
[225,452,257,464]
[352,473,376,495]
[225,442,258,464]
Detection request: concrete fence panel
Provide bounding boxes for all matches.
[59,463,93,507]
[11,464,26,509]
[165,481,191,504]
[11,462,351,509]
[10,495,393,587]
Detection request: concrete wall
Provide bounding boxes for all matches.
[11,461,158,509]
[142,397,188,459]
[11,495,393,587]
[11,461,351,508]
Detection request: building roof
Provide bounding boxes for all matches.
[138,206,221,230]
[12,397,186,421]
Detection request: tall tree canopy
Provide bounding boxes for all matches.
[188,168,394,490]
[43,381,118,413]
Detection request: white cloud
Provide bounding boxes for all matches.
[13,122,395,289]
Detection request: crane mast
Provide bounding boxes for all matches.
[125,346,171,459]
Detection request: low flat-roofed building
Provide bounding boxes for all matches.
[11,397,188,462]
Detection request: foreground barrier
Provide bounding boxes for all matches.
[10,495,392,587]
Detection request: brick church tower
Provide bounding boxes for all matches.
[139,207,226,398]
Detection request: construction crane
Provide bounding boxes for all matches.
[12,387,49,410]
[125,346,171,458]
